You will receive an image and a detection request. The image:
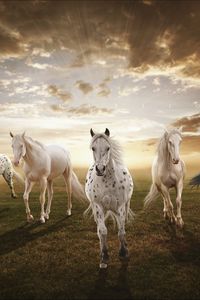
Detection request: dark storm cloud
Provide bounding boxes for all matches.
[75,80,93,94]
[0,1,200,78]
[47,85,73,102]
[172,113,200,133]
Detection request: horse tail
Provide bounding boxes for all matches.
[144,183,159,209]
[12,170,24,184]
[189,173,200,188]
[71,171,87,202]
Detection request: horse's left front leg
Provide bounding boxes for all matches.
[117,205,129,260]
[3,170,17,198]
[39,177,47,223]
[175,179,184,228]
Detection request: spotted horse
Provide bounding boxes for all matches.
[0,154,23,198]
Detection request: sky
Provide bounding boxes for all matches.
[0,0,200,172]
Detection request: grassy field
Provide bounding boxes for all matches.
[0,170,200,300]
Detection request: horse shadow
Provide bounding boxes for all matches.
[0,217,68,256]
[163,222,200,264]
[87,261,133,300]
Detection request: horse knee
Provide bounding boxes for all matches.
[98,225,107,236]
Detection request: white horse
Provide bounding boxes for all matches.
[10,132,85,223]
[144,129,185,228]
[85,128,134,269]
[0,154,23,198]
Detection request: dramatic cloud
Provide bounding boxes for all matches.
[97,79,111,97]
[0,1,199,81]
[75,80,93,95]
[172,113,200,133]
[47,85,72,102]
[67,104,113,116]
[50,103,114,116]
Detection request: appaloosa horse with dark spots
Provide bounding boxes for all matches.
[85,128,134,268]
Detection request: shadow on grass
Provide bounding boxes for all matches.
[87,261,133,300]
[164,223,200,264]
[0,208,10,218]
[0,217,68,256]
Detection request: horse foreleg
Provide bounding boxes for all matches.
[3,170,17,198]
[63,171,72,216]
[94,204,109,269]
[23,179,34,222]
[39,177,47,223]
[45,180,53,220]
[160,184,176,224]
[117,205,129,260]
[175,180,184,228]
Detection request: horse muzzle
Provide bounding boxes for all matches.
[13,160,19,166]
[95,165,105,176]
[172,159,179,164]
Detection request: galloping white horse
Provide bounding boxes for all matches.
[10,132,85,223]
[144,129,185,227]
[0,154,23,198]
[85,128,134,268]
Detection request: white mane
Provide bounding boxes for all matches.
[90,134,124,165]
[24,136,46,150]
[157,129,182,159]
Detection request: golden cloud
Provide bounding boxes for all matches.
[47,85,72,102]
[75,80,93,95]
[172,113,200,133]
[0,1,199,81]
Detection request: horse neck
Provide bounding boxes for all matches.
[157,138,171,168]
[23,139,44,166]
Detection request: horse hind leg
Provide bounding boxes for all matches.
[63,170,72,216]
[39,177,47,223]
[3,170,17,198]
[95,204,109,268]
[117,205,129,260]
[45,180,53,220]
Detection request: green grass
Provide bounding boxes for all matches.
[0,173,200,300]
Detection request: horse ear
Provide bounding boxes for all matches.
[105,128,110,136]
[22,131,26,139]
[10,131,14,138]
[90,128,95,137]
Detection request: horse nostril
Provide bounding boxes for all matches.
[103,166,105,171]
[95,165,99,172]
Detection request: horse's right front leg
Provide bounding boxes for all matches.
[94,204,109,269]
[23,179,34,222]
[160,184,176,224]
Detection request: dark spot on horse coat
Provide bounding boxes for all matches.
[123,172,127,175]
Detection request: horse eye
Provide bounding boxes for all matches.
[107,147,110,152]
[92,147,95,151]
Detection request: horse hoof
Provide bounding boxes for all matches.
[40,217,45,224]
[176,218,184,228]
[27,215,34,222]
[44,213,49,220]
[100,262,107,269]
[66,210,71,216]
[12,194,17,199]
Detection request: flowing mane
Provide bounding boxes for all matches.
[157,129,182,159]
[24,136,46,150]
[90,134,124,165]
